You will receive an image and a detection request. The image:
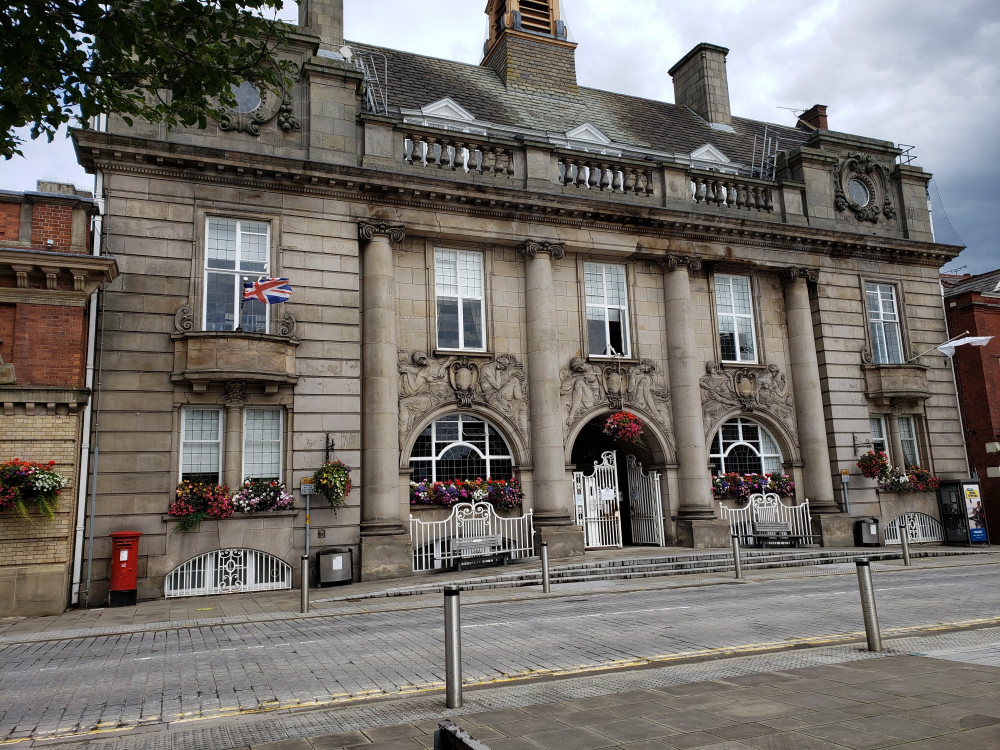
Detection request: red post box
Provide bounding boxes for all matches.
[108,531,142,607]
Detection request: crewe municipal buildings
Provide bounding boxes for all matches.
[64,0,966,603]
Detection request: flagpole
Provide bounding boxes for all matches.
[905,330,969,363]
[236,276,247,332]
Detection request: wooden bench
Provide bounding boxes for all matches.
[752,521,807,548]
[451,534,511,571]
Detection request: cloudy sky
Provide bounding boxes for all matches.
[3,0,997,273]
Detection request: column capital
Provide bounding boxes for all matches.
[358,220,405,245]
[655,254,702,274]
[782,266,820,285]
[516,240,564,261]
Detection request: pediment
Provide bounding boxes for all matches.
[566,123,612,145]
[420,98,476,122]
[690,144,730,164]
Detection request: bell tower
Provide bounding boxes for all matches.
[482,0,578,95]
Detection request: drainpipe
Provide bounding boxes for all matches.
[71,114,107,607]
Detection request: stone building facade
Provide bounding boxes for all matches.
[72,0,966,601]
[942,269,1000,535]
[0,182,118,616]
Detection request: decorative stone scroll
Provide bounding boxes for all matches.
[699,362,795,436]
[358,220,405,245]
[655,254,703,274]
[782,267,819,284]
[516,241,565,261]
[832,152,897,224]
[222,381,251,407]
[397,351,528,442]
[173,304,297,338]
[559,357,672,437]
[218,61,301,136]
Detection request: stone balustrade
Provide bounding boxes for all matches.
[403,132,515,178]
[557,154,655,197]
[689,169,775,212]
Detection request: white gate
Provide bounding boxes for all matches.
[720,493,813,546]
[573,451,622,549]
[409,501,534,572]
[164,548,291,598]
[884,512,944,545]
[626,454,665,546]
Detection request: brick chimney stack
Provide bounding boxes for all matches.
[299,0,343,54]
[798,104,829,131]
[669,43,732,130]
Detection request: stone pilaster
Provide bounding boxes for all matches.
[887,413,906,469]
[222,382,248,488]
[517,240,583,556]
[782,267,838,514]
[658,255,722,541]
[357,220,411,579]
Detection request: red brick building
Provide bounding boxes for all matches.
[0,182,118,616]
[942,269,1000,537]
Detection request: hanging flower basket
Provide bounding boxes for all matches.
[857,450,889,479]
[312,460,353,510]
[168,481,233,533]
[0,459,68,519]
[603,411,646,447]
[232,478,294,513]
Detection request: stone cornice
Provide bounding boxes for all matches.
[72,131,962,268]
[0,387,91,414]
[0,249,118,306]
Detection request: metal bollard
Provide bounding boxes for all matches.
[731,535,743,580]
[854,557,883,652]
[541,542,551,593]
[300,555,310,614]
[899,515,912,567]
[444,585,463,708]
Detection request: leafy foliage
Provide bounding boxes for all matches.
[1,0,292,158]
[0,459,68,519]
[168,481,233,533]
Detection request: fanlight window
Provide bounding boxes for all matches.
[709,417,783,475]
[409,414,513,483]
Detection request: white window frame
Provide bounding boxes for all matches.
[584,262,630,358]
[242,408,283,481]
[180,408,223,483]
[869,416,888,456]
[714,273,758,364]
[434,249,486,351]
[708,417,783,476]
[204,217,271,333]
[865,282,904,364]
[408,414,514,483]
[897,415,919,468]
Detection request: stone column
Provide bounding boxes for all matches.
[783,268,839,518]
[887,413,906,469]
[658,255,728,547]
[222,382,247,488]
[517,240,583,558]
[357,220,410,580]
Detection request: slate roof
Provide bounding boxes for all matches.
[941,269,1000,297]
[350,42,812,170]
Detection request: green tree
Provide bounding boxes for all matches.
[1,0,292,158]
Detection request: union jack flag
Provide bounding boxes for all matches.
[243,277,292,304]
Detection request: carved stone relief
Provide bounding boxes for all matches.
[397,351,529,444]
[832,152,896,224]
[700,362,796,438]
[559,357,672,443]
[222,381,251,407]
[218,62,302,136]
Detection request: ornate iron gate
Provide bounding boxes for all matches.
[884,512,944,545]
[626,455,665,546]
[165,548,291,598]
[573,451,622,548]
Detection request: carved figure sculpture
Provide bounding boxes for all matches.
[561,356,601,424]
[479,354,528,434]
[398,352,452,435]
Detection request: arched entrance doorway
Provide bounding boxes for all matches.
[570,415,665,548]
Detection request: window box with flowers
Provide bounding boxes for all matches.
[167,481,234,533]
[410,477,523,512]
[0,459,69,519]
[712,472,795,503]
[856,451,941,494]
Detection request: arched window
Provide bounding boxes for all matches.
[709,417,783,475]
[409,413,514,483]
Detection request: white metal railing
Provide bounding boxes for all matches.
[574,451,623,549]
[409,501,534,572]
[626,454,664,546]
[721,493,812,546]
[884,512,944,545]
[164,548,291,598]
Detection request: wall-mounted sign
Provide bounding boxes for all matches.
[963,483,988,543]
[300,477,315,496]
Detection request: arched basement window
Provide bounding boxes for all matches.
[709,417,783,475]
[409,413,514,483]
